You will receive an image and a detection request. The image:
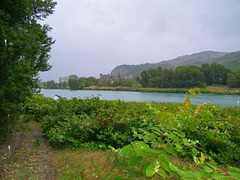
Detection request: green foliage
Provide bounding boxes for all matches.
[137,65,207,88]
[113,89,240,178]
[201,63,212,85]
[201,63,232,86]
[160,68,175,88]
[227,71,240,88]
[0,0,56,143]
[215,51,240,71]
[24,95,158,149]
[136,63,237,88]
[112,51,240,79]
[42,80,59,89]
[24,94,57,122]
[42,75,102,90]
[138,70,150,87]
[23,91,240,178]
[227,166,240,179]
[207,63,231,85]
[68,79,79,90]
[43,62,239,90]
[175,66,206,88]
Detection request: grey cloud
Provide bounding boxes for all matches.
[40,0,240,81]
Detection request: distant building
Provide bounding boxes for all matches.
[100,73,112,81]
[59,76,69,83]
[59,77,63,83]
[100,73,133,81]
[122,74,133,80]
[63,76,69,82]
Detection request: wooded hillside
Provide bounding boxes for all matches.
[111,51,240,78]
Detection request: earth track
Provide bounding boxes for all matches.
[0,124,58,179]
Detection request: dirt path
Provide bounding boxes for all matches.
[0,125,58,179]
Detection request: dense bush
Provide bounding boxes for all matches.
[23,92,240,171]
[24,95,167,148]
[24,94,57,122]
[114,89,240,179]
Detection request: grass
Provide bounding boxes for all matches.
[53,148,121,179]
[24,119,43,131]
[23,120,125,178]
[23,121,212,179]
[202,86,240,94]
[52,147,231,179]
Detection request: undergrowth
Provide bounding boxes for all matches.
[23,88,240,179]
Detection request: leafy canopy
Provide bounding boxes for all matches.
[0,0,57,142]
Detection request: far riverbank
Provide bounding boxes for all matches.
[83,86,240,95]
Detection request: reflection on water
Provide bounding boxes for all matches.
[40,89,240,108]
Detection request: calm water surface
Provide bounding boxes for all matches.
[40,89,240,108]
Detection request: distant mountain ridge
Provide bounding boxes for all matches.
[111,51,240,79]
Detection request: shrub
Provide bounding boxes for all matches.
[113,89,240,179]
[24,94,57,122]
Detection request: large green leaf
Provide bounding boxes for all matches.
[162,161,171,173]
[128,155,142,166]
[175,144,183,151]
[192,148,198,157]
[228,167,240,180]
[142,135,150,142]
[188,89,196,97]
[169,162,187,177]
[203,165,213,173]
[132,141,150,156]
[146,162,157,177]
[119,144,133,158]
[182,138,191,146]
[158,169,166,179]
[157,153,172,164]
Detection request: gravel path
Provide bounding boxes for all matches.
[0,125,58,179]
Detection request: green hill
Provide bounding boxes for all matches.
[211,51,240,71]
[111,51,240,78]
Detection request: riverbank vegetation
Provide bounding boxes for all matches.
[23,89,240,179]
[41,63,240,95]
[84,86,240,95]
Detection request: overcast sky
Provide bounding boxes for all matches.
[39,0,240,82]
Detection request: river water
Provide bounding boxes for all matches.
[40,89,240,108]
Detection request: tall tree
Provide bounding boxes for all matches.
[174,66,190,87]
[160,68,175,88]
[85,76,97,87]
[148,67,162,78]
[138,70,150,87]
[69,74,78,80]
[149,76,161,87]
[201,64,212,85]
[227,71,240,88]
[68,79,79,90]
[174,66,205,88]
[0,0,57,142]
[209,63,231,85]
[188,66,206,87]
[148,67,162,87]
[43,80,58,89]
